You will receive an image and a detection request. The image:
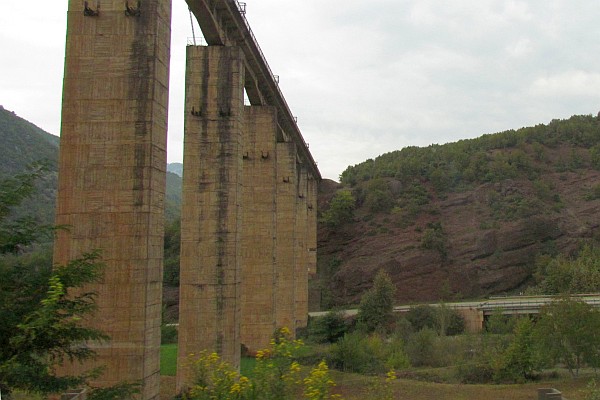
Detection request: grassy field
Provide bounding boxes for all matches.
[160,371,592,400]
[160,343,178,376]
[329,369,593,400]
[160,344,594,399]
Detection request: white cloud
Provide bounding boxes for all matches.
[1,0,600,180]
[530,71,600,97]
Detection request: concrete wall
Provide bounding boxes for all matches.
[294,166,309,330]
[54,1,171,398]
[275,142,298,333]
[240,106,278,352]
[453,307,484,334]
[307,176,318,277]
[177,45,245,390]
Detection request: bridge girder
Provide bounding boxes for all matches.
[185,0,321,180]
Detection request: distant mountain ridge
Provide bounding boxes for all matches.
[167,162,183,177]
[0,106,59,175]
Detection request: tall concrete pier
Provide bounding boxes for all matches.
[177,2,321,391]
[54,0,171,398]
[178,45,245,383]
[240,106,279,352]
[56,0,320,397]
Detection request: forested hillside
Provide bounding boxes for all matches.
[0,106,182,226]
[316,114,600,308]
[0,106,59,225]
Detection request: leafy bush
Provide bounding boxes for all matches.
[405,305,437,332]
[419,222,447,259]
[484,312,518,335]
[320,190,355,229]
[307,311,349,344]
[405,304,465,336]
[161,324,178,345]
[405,328,438,367]
[329,332,408,374]
[329,332,384,374]
[184,328,341,400]
[493,318,541,383]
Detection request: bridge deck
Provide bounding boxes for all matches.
[185,0,321,180]
[309,294,600,318]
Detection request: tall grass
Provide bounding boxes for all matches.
[160,344,178,376]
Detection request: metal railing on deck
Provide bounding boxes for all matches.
[231,0,310,151]
[61,388,87,400]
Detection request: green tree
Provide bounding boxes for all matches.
[494,318,540,383]
[0,170,135,398]
[0,164,52,254]
[320,190,355,228]
[163,217,181,286]
[419,222,448,260]
[534,245,600,294]
[364,178,394,213]
[534,298,600,377]
[406,305,437,332]
[307,310,348,343]
[357,270,396,333]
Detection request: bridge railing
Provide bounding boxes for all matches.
[231,0,311,152]
[61,389,87,400]
[480,297,600,314]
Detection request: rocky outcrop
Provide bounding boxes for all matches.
[316,169,600,308]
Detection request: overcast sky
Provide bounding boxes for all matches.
[2,1,600,180]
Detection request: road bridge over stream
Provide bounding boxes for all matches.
[310,294,600,334]
[54,1,319,398]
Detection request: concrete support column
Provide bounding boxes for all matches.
[294,166,309,330]
[306,175,319,312]
[241,106,278,352]
[275,142,297,333]
[307,175,318,276]
[54,1,171,398]
[177,45,245,390]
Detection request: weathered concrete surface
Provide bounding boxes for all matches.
[240,106,278,352]
[275,142,298,333]
[177,45,245,391]
[54,1,171,398]
[307,176,318,277]
[294,166,309,330]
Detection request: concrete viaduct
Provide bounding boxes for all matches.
[53,0,320,398]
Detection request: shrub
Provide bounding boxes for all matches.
[493,318,541,383]
[419,222,447,259]
[405,328,438,367]
[329,332,385,374]
[406,305,437,332]
[161,324,178,345]
[183,328,331,400]
[303,361,340,400]
[455,335,512,384]
[307,311,349,344]
[485,312,518,335]
[393,317,414,342]
[320,190,355,228]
